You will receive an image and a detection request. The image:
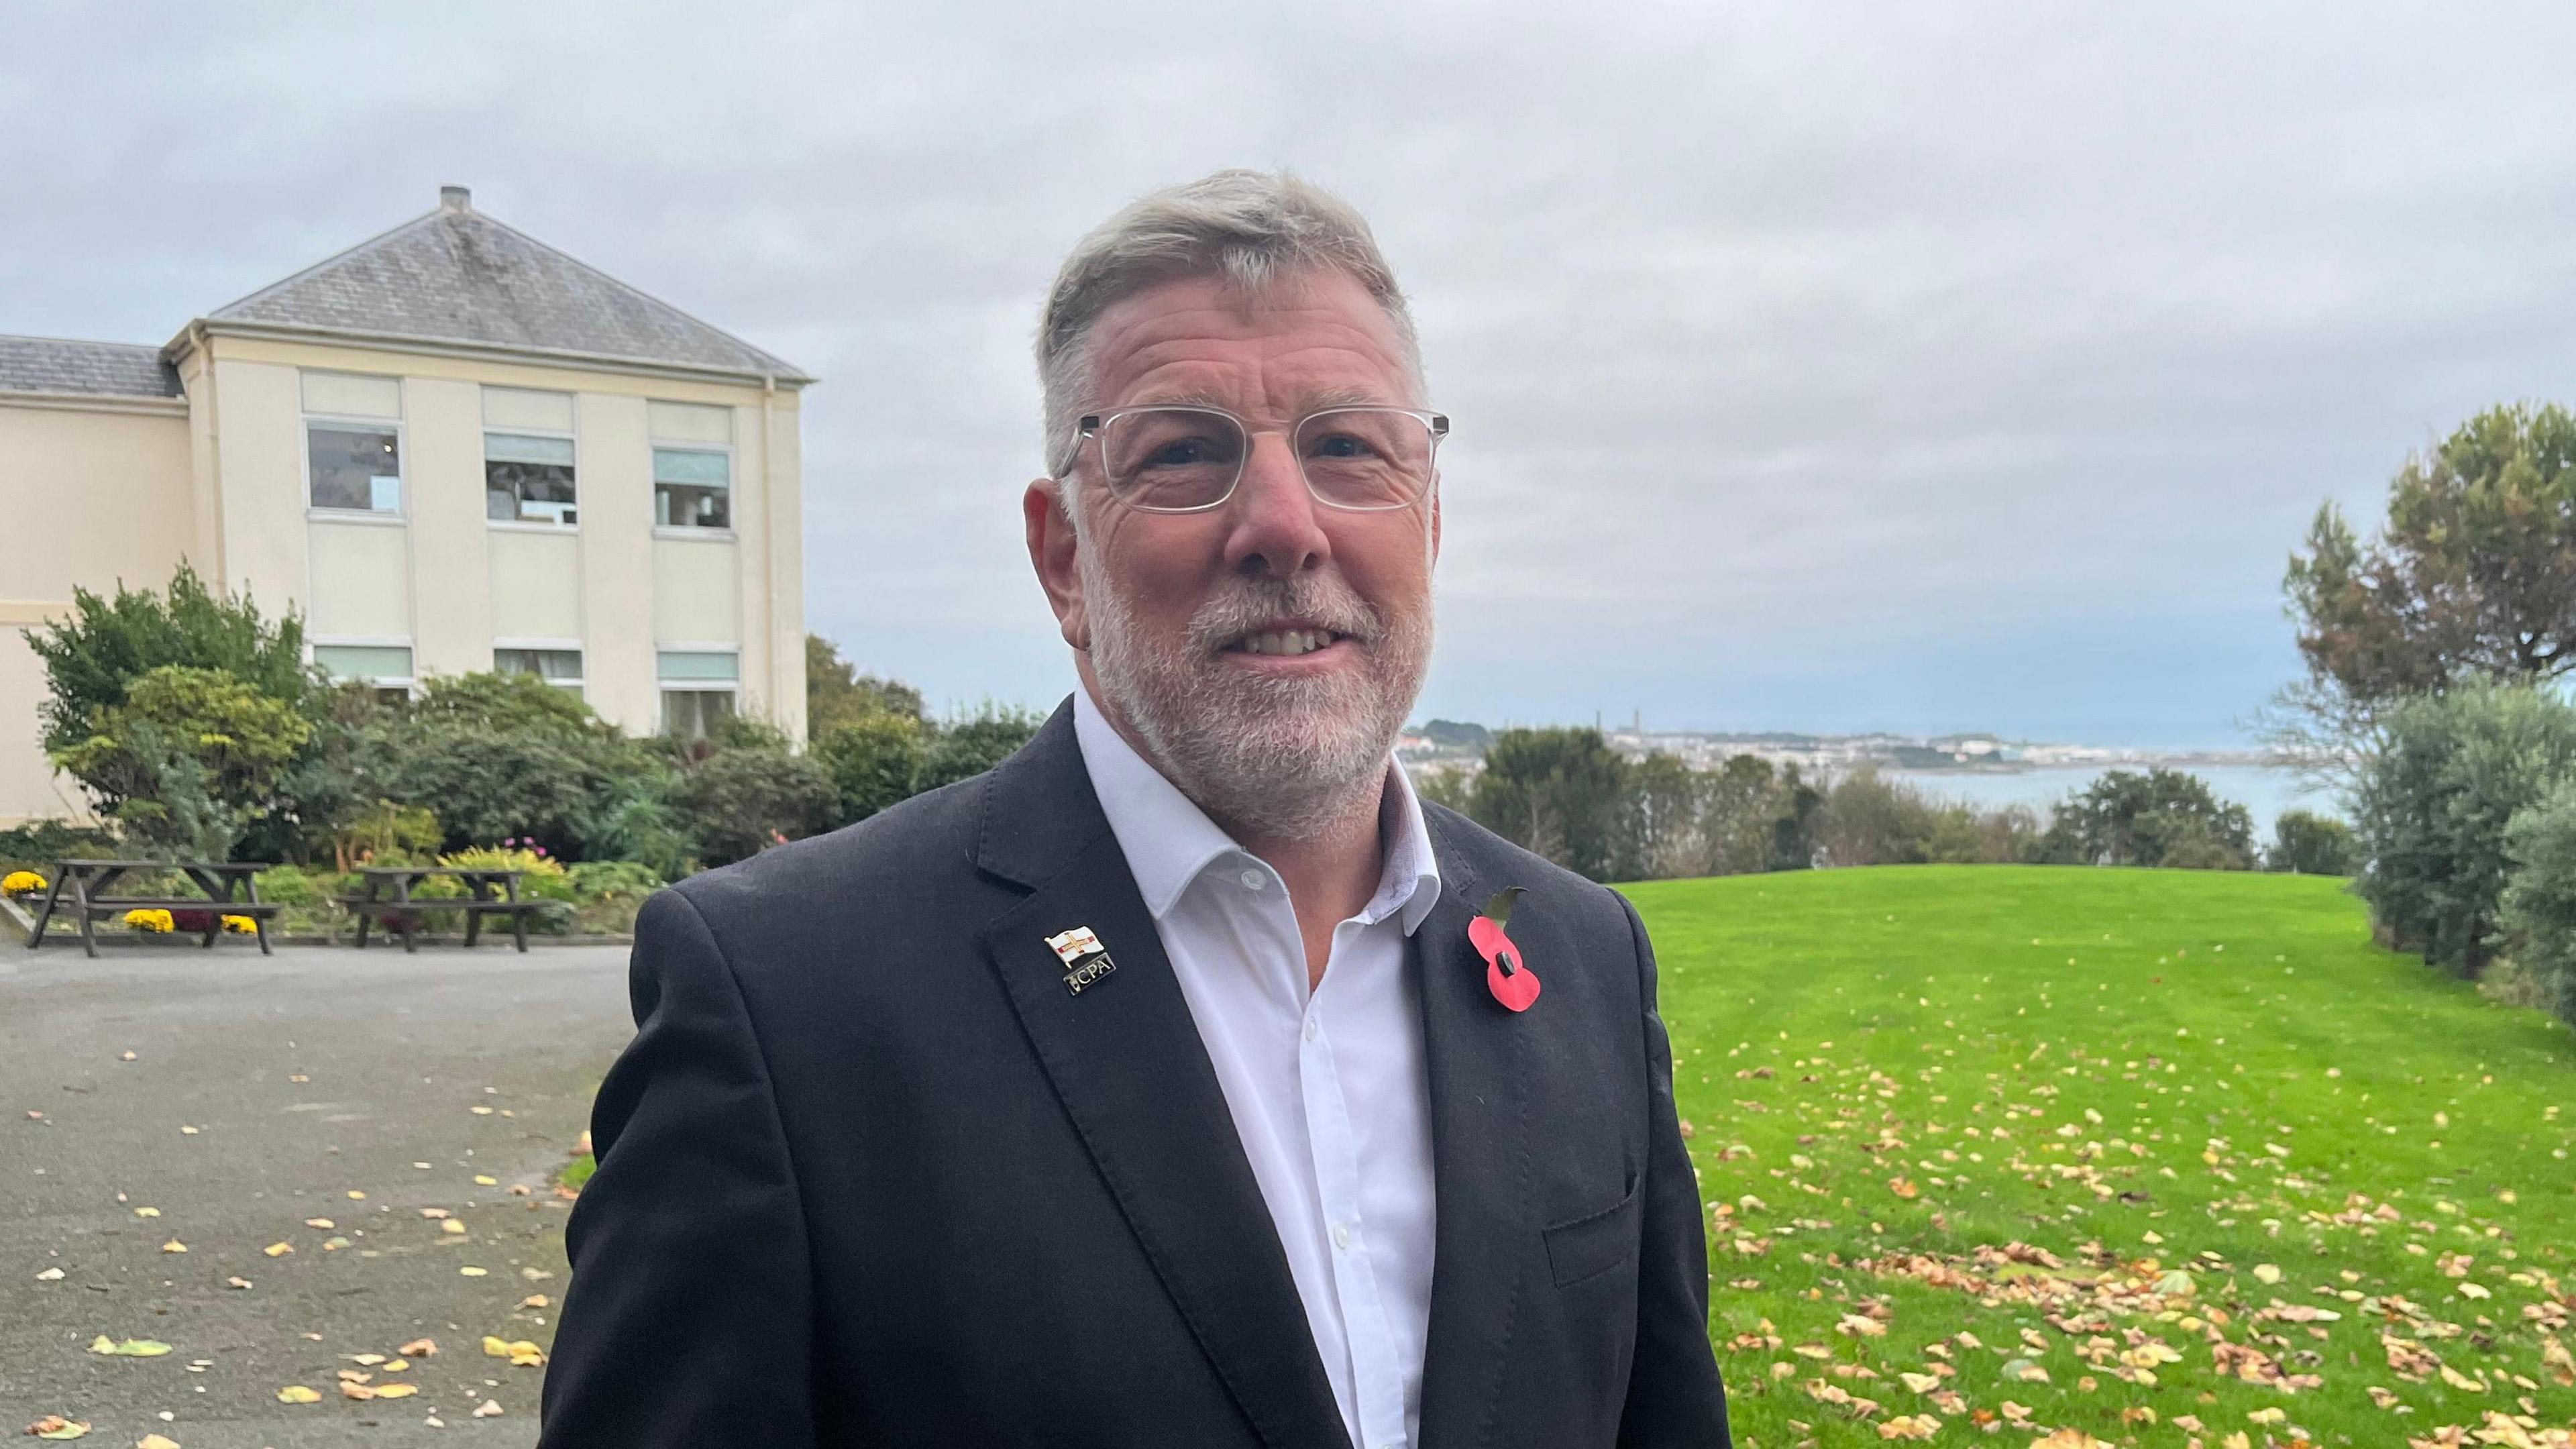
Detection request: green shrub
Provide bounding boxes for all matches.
[813,711,930,825]
[2267,809,2358,875]
[2353,681,2576,975]
[671,727,835,866]
[25,563,319,757]
[0,820,119,872]
[252,865,325,907]
[916,705,1044,793]
[2499,782,2576,1025]
[1814,769,1937,868]
[567,860,663,902]
[52,665,315,860]
[1470,727,1631,880]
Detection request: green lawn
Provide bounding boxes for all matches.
[1627,865,2576,1449]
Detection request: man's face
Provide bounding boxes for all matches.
[1024,269,1440,839]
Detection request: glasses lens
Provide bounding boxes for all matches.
[1097,409,1246,511]
[1295,409,1436,509]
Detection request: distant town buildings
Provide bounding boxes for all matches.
[0,186,811,825]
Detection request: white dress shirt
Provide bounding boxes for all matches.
[1074,687,1442,1449]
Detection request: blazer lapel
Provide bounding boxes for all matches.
[973,704,1350,1449]
[1412,814,1535,1449]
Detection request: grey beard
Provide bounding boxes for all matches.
[1081,554,1432,844]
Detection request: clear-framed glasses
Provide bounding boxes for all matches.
[1055,405,1449,514]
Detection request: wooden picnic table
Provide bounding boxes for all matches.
[24,859,280,958]
[339,866,543,952]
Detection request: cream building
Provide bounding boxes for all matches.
[0,185,810,826]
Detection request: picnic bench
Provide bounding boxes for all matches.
[23,859,280,958]
[339,866,546,952]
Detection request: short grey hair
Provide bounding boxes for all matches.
[1036,168,1423,476]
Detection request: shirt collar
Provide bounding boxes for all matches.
[1073,684,1444,936]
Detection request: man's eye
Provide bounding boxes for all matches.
[1147,439,1220,466]
[1308,433,1376,460]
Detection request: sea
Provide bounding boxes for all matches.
[1880,763,2334,839]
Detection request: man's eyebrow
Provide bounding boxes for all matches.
[1112,385,1403,413]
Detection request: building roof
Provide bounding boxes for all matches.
[0,334,182,400]
[199,186,810,384]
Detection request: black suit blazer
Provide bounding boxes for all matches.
[540,703,1729,1448]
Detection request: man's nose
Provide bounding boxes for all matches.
[1222,431,1331,579]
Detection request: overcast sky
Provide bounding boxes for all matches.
[9,2,2573,745]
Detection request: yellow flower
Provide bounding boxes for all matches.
[1,869,46,896]
[221,914,256,933]
[124,908,175,933]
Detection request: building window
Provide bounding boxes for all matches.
[486,434,578,525]
[653,447,731,529]
[304,371,404,515]
[483,388,578,526]
[657,649,739,739]
[494,647,585,691]
[314,643,414,702]
[309,424,403,513]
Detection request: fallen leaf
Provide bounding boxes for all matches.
[303,1218,333,1230]
[1878,1414,1940,1440]
[459,1266,488,1277]
[341,1382,375,1401]
[440,1220,467,1236]
[370,1383,418,1399]
[158,1240,184,1254]
[35,1267,64,1281]
[224,1277,250,1290]
[398,1338,437,1358]
[24,1417,89,1440]
[2253,1263,2282,1284]
[473,1175,498,1186]
[136,1436,180,1449]
[85,1337,172,1358]
[471,1400,504,1419]
[274,1386,321,1404]
[262,1242,292,1258]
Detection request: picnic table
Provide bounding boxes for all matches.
[23,859,280,958]
[339,866,545,952]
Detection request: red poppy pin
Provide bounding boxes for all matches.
[1466,885,1540,1012]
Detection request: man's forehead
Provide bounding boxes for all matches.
[1085,272,1415,409]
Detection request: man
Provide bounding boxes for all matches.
[541,170,1729,1448]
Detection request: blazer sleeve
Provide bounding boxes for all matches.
[539,888,817,1449]
[1614,894,1733,1448]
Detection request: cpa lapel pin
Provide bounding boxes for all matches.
[1468,886,1540,1012]
[1045,926,1118,996]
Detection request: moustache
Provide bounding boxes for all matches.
[1182,578,1387,653]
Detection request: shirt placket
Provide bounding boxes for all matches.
[1299,914,1410,1449]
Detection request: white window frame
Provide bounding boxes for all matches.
[303,374,407,520]
[649,442,735,537]
[656,644,741,736]
[311,636,417,696]
[492,639,587,696]
[484,423,580,532]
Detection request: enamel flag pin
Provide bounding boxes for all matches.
[1045,926,1118,996]
[1467,886,1540,1012]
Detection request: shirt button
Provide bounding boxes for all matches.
[1238,867,1265,892]
[1302,1016,1319,1042]
[1332,1222,1353,1250]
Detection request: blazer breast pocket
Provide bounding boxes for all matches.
[1542,1175,1641,1288]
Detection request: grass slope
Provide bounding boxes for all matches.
[1626,865,2576,1448]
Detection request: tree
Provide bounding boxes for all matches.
[2271,402,2576,781]
[51,665,314,859]
[28,563,317,756]
[1469,727,1630,881]
[2043,768,2253,869]
[1815,768,1937,867]
[2266,810,2357,876]
[1701,755,1788,875]
[806,634,926,737]
[2351,682,2576,976]
[2498,782,2576,1026]
[1619,751,1708,880]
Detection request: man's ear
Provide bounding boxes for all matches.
[1024,477,1090,651]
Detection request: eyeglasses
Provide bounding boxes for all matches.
[1055,405,1449,514]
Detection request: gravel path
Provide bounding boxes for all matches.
[1,940,633,1448]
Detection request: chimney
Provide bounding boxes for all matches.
[439,185,472,213]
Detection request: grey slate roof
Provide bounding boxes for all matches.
[203,191,810,382]
[0,335,181,399]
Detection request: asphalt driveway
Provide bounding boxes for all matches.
[1,939,634,1448]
